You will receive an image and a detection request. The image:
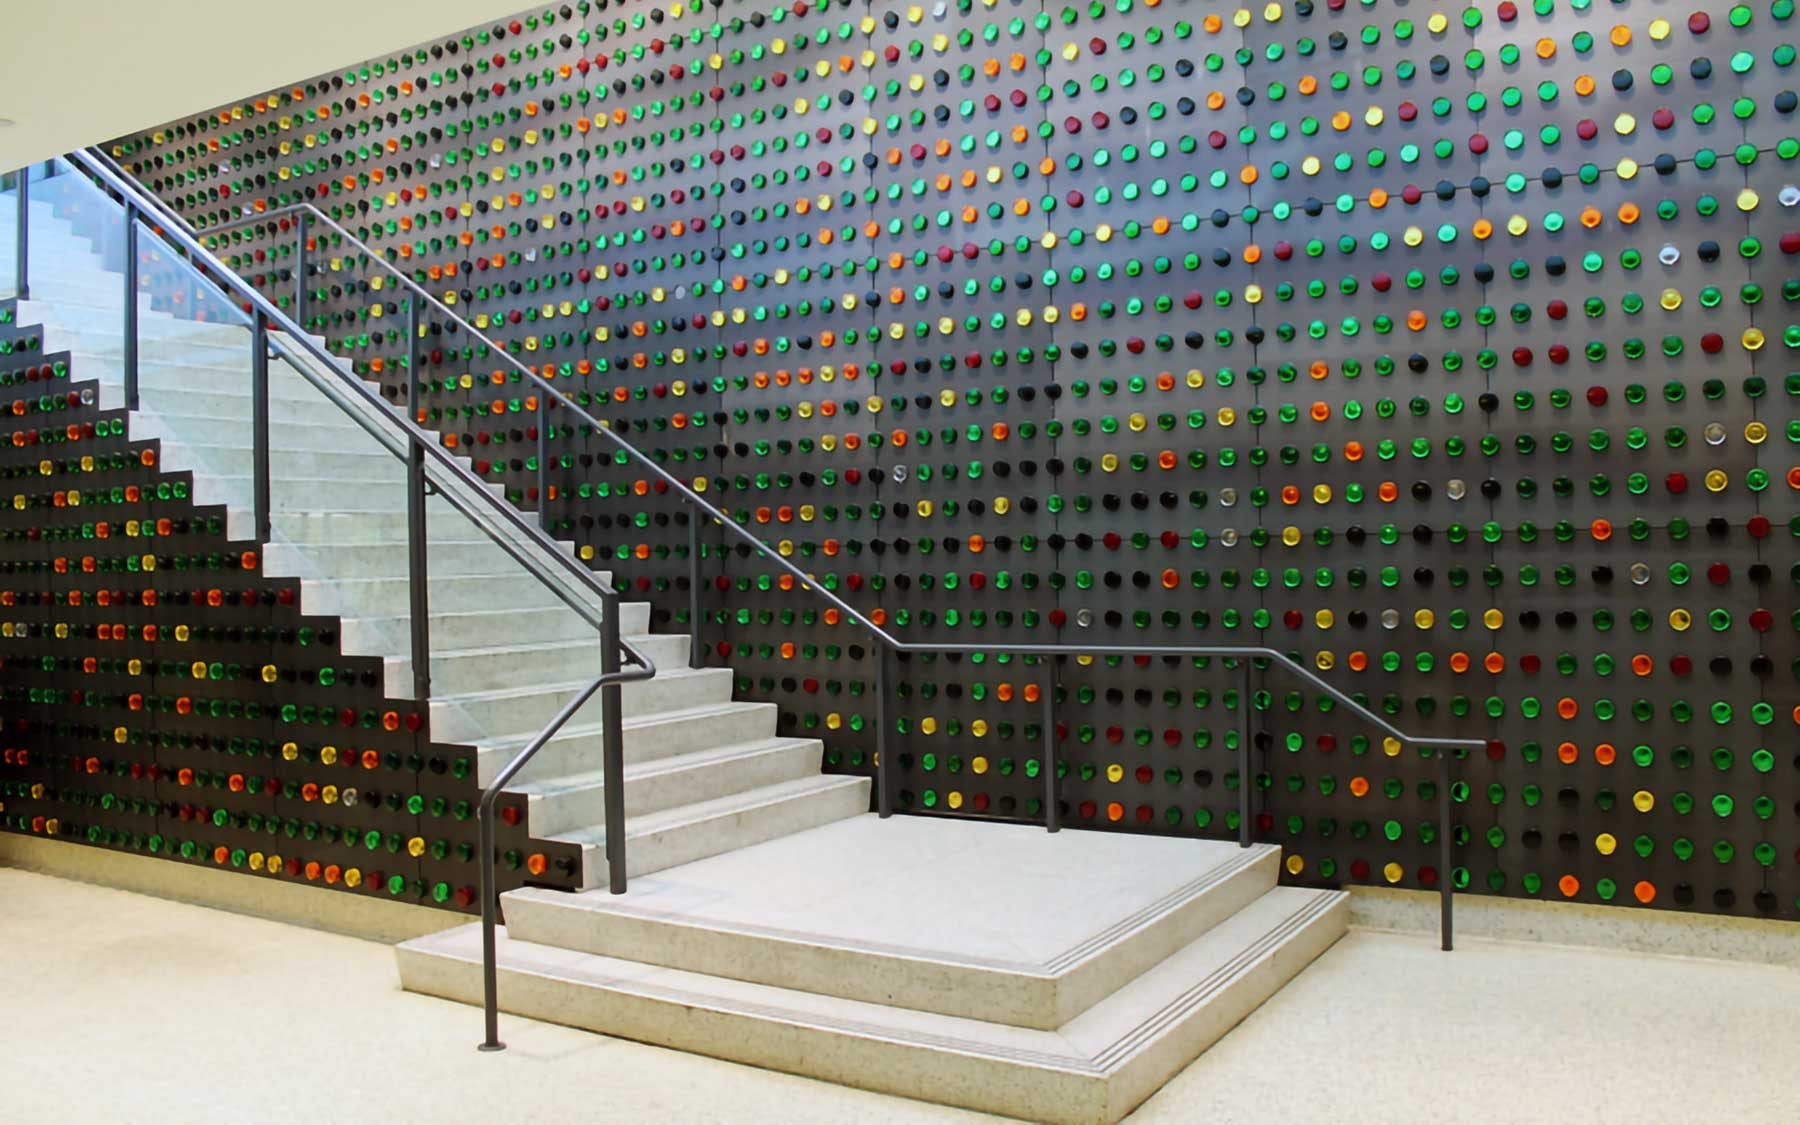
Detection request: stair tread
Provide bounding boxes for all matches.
[548,774,867,847]
[510,736,819,797]
[477,699,773,752]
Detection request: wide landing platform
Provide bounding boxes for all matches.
[399,815,1345,1124]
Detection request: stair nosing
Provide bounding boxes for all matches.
[1083,889,1343,1069]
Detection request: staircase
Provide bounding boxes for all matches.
[5,181,870,890]
[7,169,1352,1124]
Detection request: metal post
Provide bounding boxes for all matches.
[600,592,628,894]
[1439,746,1454,951]
[687,515,703,667]
[15,163,28,301]
[294,210,308,327]
[250,311,270,543]
[1237,661,1252,847]
[406,297,431,703]
[1041,660,1059,832]
[875,647,891,817]
[122,204,139,410]
[477,805,505,1051]
[536,397,550,530]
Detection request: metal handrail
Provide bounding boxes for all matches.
[14,154,661,1051]
[80,145,1485,1044]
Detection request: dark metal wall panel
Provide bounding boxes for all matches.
[71,0,1800,922]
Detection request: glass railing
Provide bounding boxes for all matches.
[16,153,625,728]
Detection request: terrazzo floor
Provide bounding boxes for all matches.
[4,866,1796,1124]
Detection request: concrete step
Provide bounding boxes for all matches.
[69,356,353,406]
[429,666,735,745]
[35,322,254,360]
[549,774,872,887]
[339,602,646,655]
[130,409,371,449]
[22,293,251,339]
[270,507,572,547]
[138,414,392,453]
[123,386,379,427]
[155,441,402,482]
[398,881,1346,1124]
[297,571,607,620]
[507,841,1281,1028]
[17,289,164,320]
[512,736,824,836]
[174,472,416,515]
[265,539,535,582]
[383,632,690,698]
[475,700,779,785]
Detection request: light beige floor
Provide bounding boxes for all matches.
[4,867,1797,1125]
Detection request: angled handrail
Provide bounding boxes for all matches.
[73,145,1486,1054]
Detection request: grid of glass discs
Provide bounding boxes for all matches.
[0,298,582,909]
[104,0,1800,918]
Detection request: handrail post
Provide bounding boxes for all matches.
[294,210,308,327]
[1238,660,1252,848]
[1041,658,1059,832]
[535,397,549,530]
[477,797,505,1051]
[600,591,628,894]
[875,647,891,817]
[1439,745,1454,951]
[14,163,28,301]
[122,203,139,410]
[250,310,270,542]
[687,514,703,667]
[406,296,431,703]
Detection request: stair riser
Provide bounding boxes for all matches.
[264,492,577,544]
[299,575,592,619]
[265,541,532,581]
[134,414,370,451]
[476,702,778,785]
[573,777,871,887]
[526,741,822,835]
[47,328,256,360]
[74,360,359,407]
[432,667,735,744]
[504,845,1281,1030]
[383,635,683,698]
[135,417,383,457]
[339,604,638,653]
[21,293,201,326]
[154,443,401,481]
[178,475,416,515]
[128,388,373,426]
